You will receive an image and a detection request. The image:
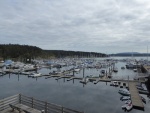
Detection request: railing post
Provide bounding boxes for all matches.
[0,99,3,111]
[0,101,1,111]
[19,94,21,104]
[45,102,47,113]
[31,97,34,108]
[2,98,4,111]
[62,106,63,113]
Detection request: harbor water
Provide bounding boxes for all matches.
[0,57,150,113]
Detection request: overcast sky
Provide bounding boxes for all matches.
[0,0,150,54]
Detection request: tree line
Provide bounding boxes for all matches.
[44,50,106,58]
[0,44,42,61]
[0,44,106,61]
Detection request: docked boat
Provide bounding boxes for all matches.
[122,100,132,109]
[122,104,128,109]
[133,68,137,72]
[119,89,130,96]
[101,70,105,74]
[126,63,134,69]
[120,96,131,101]
[74,68,80,72]
[110,81,118,87]
[28,73,42,78]
[136,86,144,90]
[80,77,89,84]
[21,72,32,75]
[107,75,112,78]
[121,67,125,69]
[49,70,61,75]
[126,62,141,69]
[126,102,133,111]
[124,100,131,104]
[141,96,146,104]
[65,74,74,76]
[113,67,118,72]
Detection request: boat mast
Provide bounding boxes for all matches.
[131,50,134,61]
[147,46,148,61]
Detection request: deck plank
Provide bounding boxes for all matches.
[9,104,41,113]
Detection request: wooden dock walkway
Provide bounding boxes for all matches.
[128,82,144,110]
[45,69,74,79]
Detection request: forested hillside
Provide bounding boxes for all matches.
[0,44,42,60]
[0,44,106,60]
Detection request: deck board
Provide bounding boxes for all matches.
[9,104,41,113]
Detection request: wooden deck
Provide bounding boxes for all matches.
[2,109,42,113]
[0,94,84,113]
[1,108,20,113]
[13,104,41,113]
[128,82,144,110]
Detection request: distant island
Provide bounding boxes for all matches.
[0,44,106,61]
[110,52,150,57]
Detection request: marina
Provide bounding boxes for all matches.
[1,0,150,112]
[0,57,150,113]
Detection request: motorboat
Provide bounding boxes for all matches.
[49,70,61,75]
[126,63,134,69]
[141,96,146,104]
[118,89,130,96]
[113,67,118,72]
[80,77,89,84]
[126,62,141,69]
[121,67,125,69]
[133,69,137,72]
[120,96,131,101]
[101,70,105,74]
[65,74,74,76]
[28,73,42,78]
[122,100,132,109]
[126,102,133,111]
[136,86,144,90]
[122,104,128,109]
[107,75,112,78]
[110,81,118,87]
[21,72,32,75]
[124,100,131,104]
[74,68,80,72]
[99,74,105,77]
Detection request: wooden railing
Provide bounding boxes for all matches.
[0,94,84,113]
[0,94,19,111]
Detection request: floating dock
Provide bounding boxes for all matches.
[128,82,144,110]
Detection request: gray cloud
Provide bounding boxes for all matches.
[0,0,150,53]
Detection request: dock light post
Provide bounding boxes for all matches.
[73,79,74,84]
[73,70,74,76]
[63,78,65,82]
[83,68,85,78]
